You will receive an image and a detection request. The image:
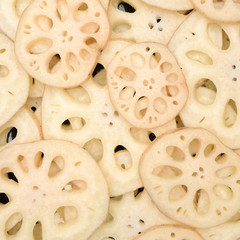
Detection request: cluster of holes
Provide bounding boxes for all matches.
[0,127,18,147]
[148,16,163,32]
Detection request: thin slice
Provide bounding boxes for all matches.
[140,128,240,228]
[107,42,188,128]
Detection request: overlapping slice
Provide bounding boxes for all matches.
[41,40,176,196]
[0,140,109,240]
[191,0,240,23]
[108,0,187,43]
[140,128,240,228]
[89,188,176,240]
[107,42,188,128]
[168,12,240,149]
[139,0,193,10]
[133,225,204,240]
[15,0,110,88]
[0,32,29,127]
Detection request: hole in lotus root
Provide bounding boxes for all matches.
[81,22,100,34]
[152,165,182,178]
[193,189,210,215]
[34,152,44,168]
[149,52,161,69]
[120,86,136,100]
[195,79,217,105]
[216,166,236,179]
[33,221,42,240]
[169,185,188,201]
[166,146,185,162]
[114,145,132,170]
[79,48,91,61]
[74,2,88,21]
[160,62,172,73]
[130,52,145,69]
[61,117,86,131]
[0,65,9,77]
[113,22,132,33]
[92,64,106,86]
[213,0,226,9]
[115,67,136,81]
[63,180,87,191]
[153,97,167,114]
[54,206,78,225]
[162,85,179,97]
[186,51,213,65]
[117,1,136,13]
[130,128,153,144]
[56,0,69,21]
[83,138,103,162]
[66,52,80,72]
[207,23,230,50]
[67,87,91,104]
[5,213,23,236]
[223,99,237,127]
[35,15,53,31]
[28,38,53,54]
[0,192,10,205]
[0,127,17,147]
[134,187,144,197]
[85,37,97,48]
[215,153,227,164]
[1,169,18,183]
[135,96,149,119]
[189,138,201,158]
[15,0,31,17]
[175,115,184,128]
[213,184,233,200]
[48,156,64,177]
[48,54,61,73]
[18,155,28,172]
[166,73,178,82]
[204,144,215,157]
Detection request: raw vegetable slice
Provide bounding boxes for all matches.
[140,0,193,10]
[0,32,29,127]
[107,42,188,128]
[0,107,41,151]
[89,188,176,240]
[134,225,204,240]
[168,11,240,149]
[0,0,32,40]
[0,140,109,240]
[41,40,177,196]
[140,128,240,228]
[108,0,187,44]
[191,0,240,23]
[15,0,110,88]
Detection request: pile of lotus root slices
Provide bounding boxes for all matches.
[1,0,240,239]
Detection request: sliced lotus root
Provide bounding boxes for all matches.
[140,128,240,228]
[108,0,187,44]
[0,140,109,240]
[140,0,193,10]
[0,32,29,127]
[41,40,177,196]
[190,0,240,23]
[0,0,32,40]
[89,188,176,240]
[133,225,204,240]
[107,42,188,129]
[168,12,240,149]
[15,0,110,88]
[0,106,41,152]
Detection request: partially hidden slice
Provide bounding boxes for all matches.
[0,140,109,240]
[107,42,188,129]
[0,32,29,127]
[191,0,240,23]
[15,0,110,88]
[133,225,204,240]
[140,128,240,228]
[89,188,176,240]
